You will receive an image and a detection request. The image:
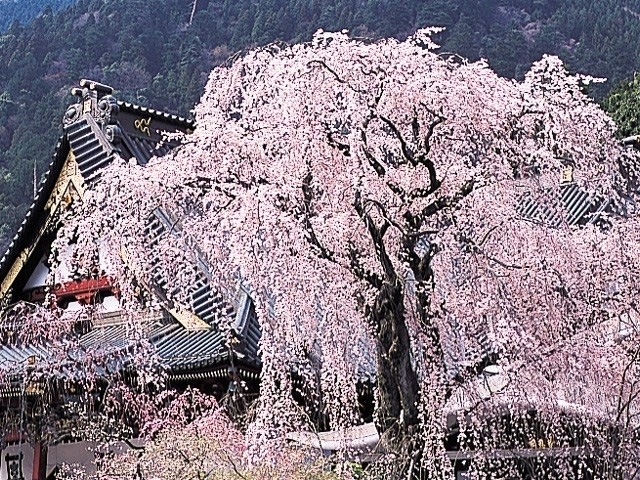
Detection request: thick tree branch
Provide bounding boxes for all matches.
[300,169,335,262]
[378,111,443,198]
[348,241,382,288]
[379,114,416,165]
[324,126,351,157]
[354,190,395,280]
[428,180,474,215]
[360,128,387,176]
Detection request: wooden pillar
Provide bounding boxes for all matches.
[32,442,47,480]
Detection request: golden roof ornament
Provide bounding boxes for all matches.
[560,165,574,184]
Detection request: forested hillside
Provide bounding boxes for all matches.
[1,0,640,248]
[602,73,640,138]
[0,0,75,32]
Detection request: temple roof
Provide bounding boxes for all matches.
[0,80,194,297]
[78,295,261,377]
[0,79,261,385]
[516,180,610,227]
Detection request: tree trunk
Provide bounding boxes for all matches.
[373,277,420,441]
[370,237,447,478]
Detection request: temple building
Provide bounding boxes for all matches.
[0,79,637,480]
[0,80,261,480]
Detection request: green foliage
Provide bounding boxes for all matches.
[0,1,75,32]
[1,0,640,244]
[602,73,640,138]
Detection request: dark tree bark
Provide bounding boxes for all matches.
[373,277,421,435]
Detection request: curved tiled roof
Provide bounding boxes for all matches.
[0,78,193,282]
[516,182,610,227]
[117,101,194,129]
[77,303,260,375]
[0,80,261,382]
[0,135,69,288]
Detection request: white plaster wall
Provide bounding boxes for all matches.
[47,441,97,477]
[1,440,142,479]
[0,443,33,480]
[23,257,49,291]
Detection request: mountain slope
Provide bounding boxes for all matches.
[0,0,76,32]
[1,0,640,248]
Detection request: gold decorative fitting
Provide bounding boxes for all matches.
[25,381,44,395]
[560,166,574,184]
[169,302,211,331]
[1,151,84,301]
[527,437,555,449]
[134,117,152,136]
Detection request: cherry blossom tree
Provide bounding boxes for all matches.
[0,301,163,445]
[56,388,343,480]
[69,29,640,477]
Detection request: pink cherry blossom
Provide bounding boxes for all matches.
[58,29,640,477]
